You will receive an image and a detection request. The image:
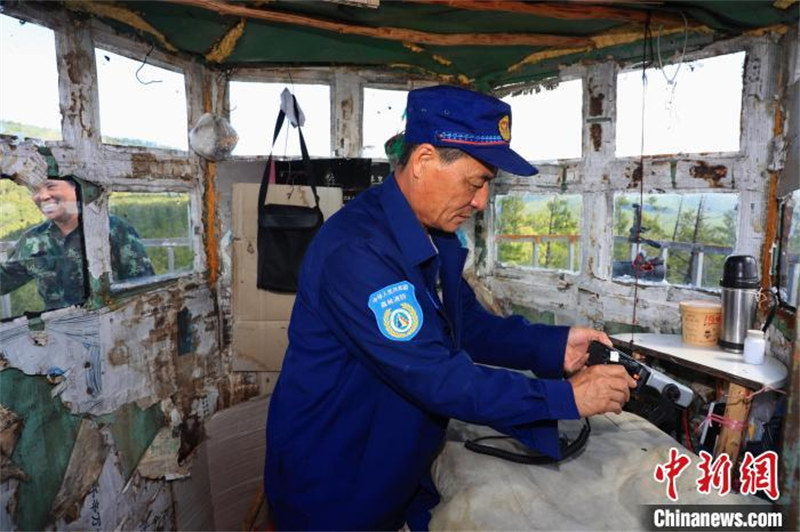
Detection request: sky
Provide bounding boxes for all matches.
[94,48,188,150]
[229,81,331,157]
[503,79,583,162]
[0,13,62,136]
[362,87,407,159]
[616,51,745,157]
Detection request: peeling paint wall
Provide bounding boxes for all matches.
[0,5,233,531]
[0,6,436,527]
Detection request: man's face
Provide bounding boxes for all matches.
[415,149,495,233]
[32,179,78,224]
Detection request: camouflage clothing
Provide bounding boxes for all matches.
[108,215,156,282]
[0,219,86,310]
[0,215,155,310]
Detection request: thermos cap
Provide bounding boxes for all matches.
[720,255,759,289]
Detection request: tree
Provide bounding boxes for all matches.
[542,197,579,269]
[496,195,534,266]
[496,195,528,234]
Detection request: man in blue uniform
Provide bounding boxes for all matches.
[265,85,636,531]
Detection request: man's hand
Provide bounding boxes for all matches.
[569,365,637,417]
[564,327,611,375]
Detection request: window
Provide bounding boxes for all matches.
[780,190,800,306]
[616,51,745,157]
[612,192,738,288]
[500,79,582,162]
[95,48,188,150]
[229,81,331,157]
[494,193,582,272]
[362,87,408,159]
[108,192,194,284]
[0,14,62,140]
[0,177,87,318]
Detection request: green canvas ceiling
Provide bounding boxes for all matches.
[57,0,800,89]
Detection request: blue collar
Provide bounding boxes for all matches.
[379,174,438,267]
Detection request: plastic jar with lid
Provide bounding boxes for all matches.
[742,329,766,365]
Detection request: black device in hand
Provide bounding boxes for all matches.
[587,340,650,393]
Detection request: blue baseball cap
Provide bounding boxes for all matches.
[404,85,538,177]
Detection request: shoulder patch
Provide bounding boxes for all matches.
[367,281,423,342]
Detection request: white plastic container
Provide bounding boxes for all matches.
[742,329,766,365]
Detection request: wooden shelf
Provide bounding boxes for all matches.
[610,333,788,391]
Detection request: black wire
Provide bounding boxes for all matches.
[763,201,796,331]
[135,43,163,86]
[630,14,652,342]
[464,418,591,465]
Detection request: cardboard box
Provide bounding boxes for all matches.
[232,240,296,322]
[172,396,272,531]
[205,396,269,531]
[230,183,342,372]
[232,320,290,372]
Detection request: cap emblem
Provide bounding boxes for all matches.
[498,115,511,142]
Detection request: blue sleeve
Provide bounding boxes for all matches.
[317,243,579,458]
[460,281,569,379]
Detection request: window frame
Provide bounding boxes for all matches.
[775,191,800,309]
[492,192,584,275]
[91,40,191,153]
[484,42,766,312]
[0,4,210,313]
[47,17,207,310]
[104,182,203,294]
[226,69,335,160]
[609,190,741,290]
[614,50,746,159]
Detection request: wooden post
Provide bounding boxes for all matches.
[532,239,540,268]
[714,382,751,466]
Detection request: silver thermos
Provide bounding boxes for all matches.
[719,255,760,353]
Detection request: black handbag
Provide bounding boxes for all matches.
[256,95,324,293]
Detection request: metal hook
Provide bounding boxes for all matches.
[135,44,163,86]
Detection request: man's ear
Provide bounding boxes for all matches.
[410,143,437,180]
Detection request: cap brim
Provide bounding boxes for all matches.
[459,145,538,176]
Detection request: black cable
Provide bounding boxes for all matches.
[630,14,653,342]
[464,418,591,465]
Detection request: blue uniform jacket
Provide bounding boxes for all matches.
[265,175,580,531]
